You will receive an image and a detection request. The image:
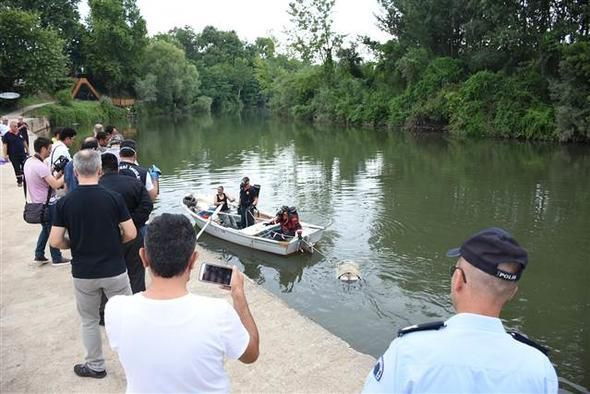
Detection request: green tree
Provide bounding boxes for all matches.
[135,39,200,112]
[166,26,264,113]
[85,0,147,94]
[3,0,85,72]
[286,0,343,64]
[376,0,469,57]
[253,37,276,59]
[0,8,67,94]
[551,40,590,141]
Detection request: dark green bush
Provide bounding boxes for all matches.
[448,70,555,139]
[34,99,126,130]
[55,89,73,106]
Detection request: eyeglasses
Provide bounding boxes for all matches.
[450,265,467,284]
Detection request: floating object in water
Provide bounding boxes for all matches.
[0,92,20,100]
[337,261,361,282]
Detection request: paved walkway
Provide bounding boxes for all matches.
[0,161,374,392]
[1,101,54,118]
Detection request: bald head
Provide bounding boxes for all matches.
[452,258,520,316]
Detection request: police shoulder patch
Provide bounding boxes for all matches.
[507,330,550,356]
[373,356,384,381]
[397,321,445,337]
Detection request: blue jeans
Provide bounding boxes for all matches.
[35,203,62,261]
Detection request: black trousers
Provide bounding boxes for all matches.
[99,235,145,319]
[239,206,256,228]
[9,155,25,185]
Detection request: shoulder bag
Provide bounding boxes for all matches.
[22,157,53,224]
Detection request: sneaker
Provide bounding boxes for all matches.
[33,256,49,263]
[73,363,106,379]
[51,258,71,267]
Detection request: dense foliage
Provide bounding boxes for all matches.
[33,97,127,128]
[0,8,68,94]
[135,39,200,113]
[2,0,590,141]
[84,0,148,95]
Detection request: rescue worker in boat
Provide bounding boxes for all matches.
[238,177,258,228]
[214,186,236,228]
[266,206,302,241]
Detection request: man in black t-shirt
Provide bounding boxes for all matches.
[17,116,30,148]
[2,120,28,186]
[49,149,136,379]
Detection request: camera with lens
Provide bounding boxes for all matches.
[53,155,70,173]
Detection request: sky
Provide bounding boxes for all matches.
[79,0,391,48]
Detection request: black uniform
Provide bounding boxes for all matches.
[98,172,153,320]
[239,185,258,228]
[119,161,148,186]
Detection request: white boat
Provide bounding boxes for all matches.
[182,195,325,256]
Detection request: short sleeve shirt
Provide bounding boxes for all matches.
[53,184,131,279]
[105,293,249,393]
[2,132,26,158]
[23,157,54,203]
[50,141,70,167]
[362,313,558,393]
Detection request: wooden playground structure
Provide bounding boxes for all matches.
[71,78,135,108]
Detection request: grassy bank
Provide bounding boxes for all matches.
[32,96,127,130]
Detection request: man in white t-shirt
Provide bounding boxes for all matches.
[105,213,259,393]
[49,127,76,168]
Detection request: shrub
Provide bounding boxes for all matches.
[448,69,556,139]
[55,89,73,106]
[194,96,213,114]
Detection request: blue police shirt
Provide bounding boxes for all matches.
[362,313,558,393]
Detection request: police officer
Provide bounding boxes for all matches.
[238,176,258,228]
[119,139,159,202]
[98,153,153,325]
[363,227,558,393]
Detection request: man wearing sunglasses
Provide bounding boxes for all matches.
[363,227,557,393]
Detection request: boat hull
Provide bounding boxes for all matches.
[183,198,324,256]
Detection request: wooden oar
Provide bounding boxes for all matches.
[196,204,224,241]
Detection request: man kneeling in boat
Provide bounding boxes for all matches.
[265,206,302,241]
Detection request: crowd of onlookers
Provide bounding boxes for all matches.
[2,118,558,393]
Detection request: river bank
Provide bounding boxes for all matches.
[0,159,374,392]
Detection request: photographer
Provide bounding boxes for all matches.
[50,127,76,169]
[105,214,259,392]
[23,137,69,266]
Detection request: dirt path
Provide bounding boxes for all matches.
[0,159,374,392]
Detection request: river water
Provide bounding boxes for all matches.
[133,116,589,388]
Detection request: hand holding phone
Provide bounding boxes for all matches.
[229,266,244,295]
[199,263,233,287]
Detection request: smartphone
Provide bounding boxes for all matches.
[199,263,233,286]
